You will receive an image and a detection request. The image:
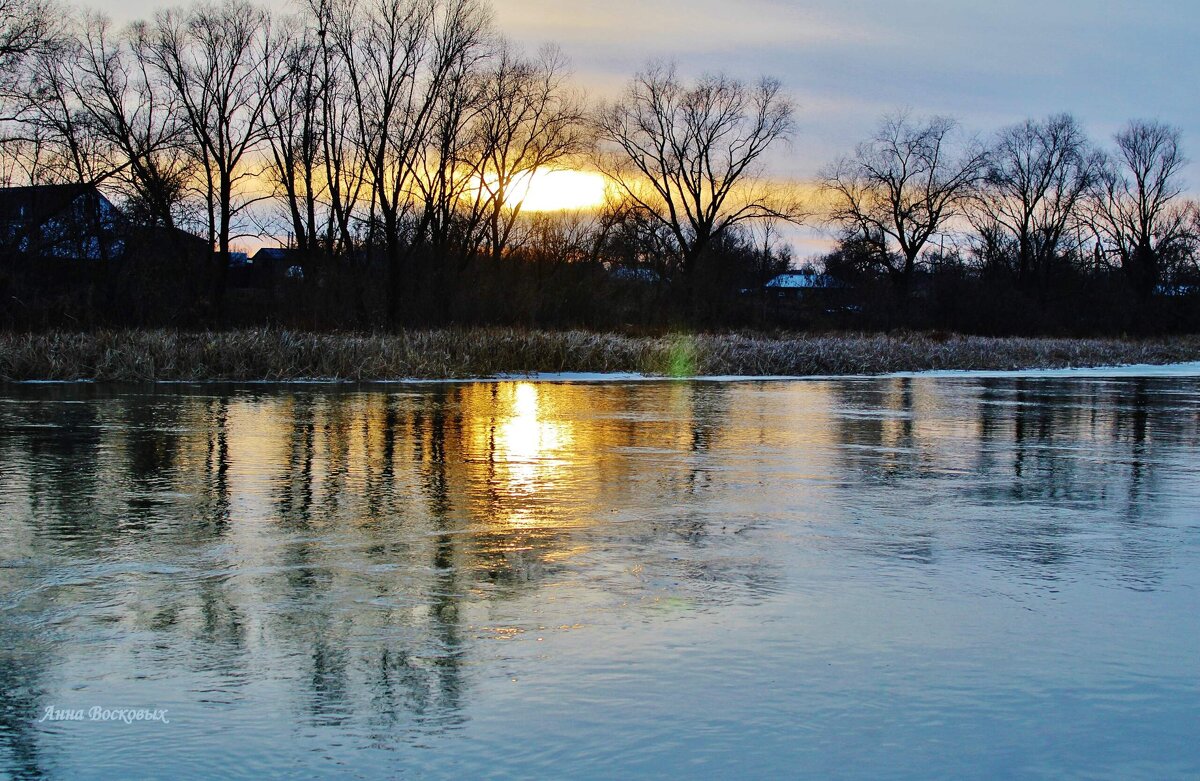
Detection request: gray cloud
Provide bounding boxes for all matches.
[494,0,1200,184]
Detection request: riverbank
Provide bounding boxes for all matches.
[3,329,1200,382]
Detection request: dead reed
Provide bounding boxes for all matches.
[1,329,1199,382]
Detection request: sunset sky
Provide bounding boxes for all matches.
[101,0,1199,185]
[490,0,1200,181]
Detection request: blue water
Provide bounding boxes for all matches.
[1,376,1198,779]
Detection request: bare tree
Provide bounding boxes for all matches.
[146,0,281,308]
[822,113,986,289]
[408,16,490,263]
[971,114,1099,288]
[474,44,585,261]
[300,0,369,258]
[260,16,325,254]
[72,15,191,228]
[1,15,124,260]
[594,62,800,281]
[1091,120,1196,296]
[0,0,55,112]
[0,2,85,182]
[328,0,490,322]
[18,33,110,186]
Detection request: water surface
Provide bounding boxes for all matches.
[1,376,1198,779]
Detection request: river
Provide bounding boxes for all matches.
[1,373,1198,779]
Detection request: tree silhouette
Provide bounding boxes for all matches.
[594,62,801,284]
[822,113,986,289]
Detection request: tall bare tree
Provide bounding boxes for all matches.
[822,113,986,289]
[971,114,1099,288]
[72,15,191,228]
[146,0,281,308]
[260,16,325,255]
[299,0,369,258]
[594,62,800,281]
[1091,120,1196,296]
[328,0,489,322]
[474,44,584,261]
[18,34,110,185]
[408,16,490,262]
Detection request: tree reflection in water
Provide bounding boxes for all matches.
[0,376,1197,777]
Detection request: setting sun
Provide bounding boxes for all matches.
[506,169,609,212]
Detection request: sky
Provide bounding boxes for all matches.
[99,0,1200,254]
[100,0,1200,183]
[488,0,1200,183]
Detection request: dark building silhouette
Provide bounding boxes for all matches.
[764,272,848,300]
[0,184,126,261]
[0,183,210,263]
[0,184,213,326]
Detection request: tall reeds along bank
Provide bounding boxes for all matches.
[2,329,1198,382]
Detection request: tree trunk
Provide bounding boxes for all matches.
[890,250,918,292]
[385,209,403,326]
[1128,241,1158,299]
[213,175,232,321]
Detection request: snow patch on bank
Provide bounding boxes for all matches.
[8,362,1200,385]
[404,362,1200,383]
[880,362,1200,380]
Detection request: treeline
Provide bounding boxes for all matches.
[818,114,1200,334]
[0,0,1197,334]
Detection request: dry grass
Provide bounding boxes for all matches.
[1,329,1199,382]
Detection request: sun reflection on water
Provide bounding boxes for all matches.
[490,383,572,528]
[1,378,1197,780]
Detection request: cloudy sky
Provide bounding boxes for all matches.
[487,0,1200,182]
[104,0,1200,186]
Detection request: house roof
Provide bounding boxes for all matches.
[0,183,213,260]
[252,247,300,262]
[0,184,110,227]
[765,272,846,289]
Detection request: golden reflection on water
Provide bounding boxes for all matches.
[477,382,573,528]
[0,377,1187,612]
[0,376,1196,779]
